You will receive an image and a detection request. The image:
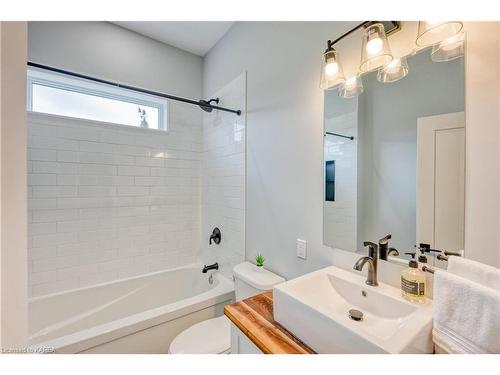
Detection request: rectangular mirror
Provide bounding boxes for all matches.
[323,48,466,265]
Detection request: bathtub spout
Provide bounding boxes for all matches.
[202,263,219,273]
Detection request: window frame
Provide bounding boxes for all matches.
[27,68,168,131]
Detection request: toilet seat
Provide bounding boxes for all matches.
[169,316,231,354]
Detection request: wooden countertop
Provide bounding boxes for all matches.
[224,291,315,354]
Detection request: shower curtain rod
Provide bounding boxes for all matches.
[324,131,354,140]
[27,61,242,116]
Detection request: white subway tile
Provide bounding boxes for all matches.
[30,270,57,285]
[78,186,116,197]
[79,163,117,176]
[29,149,57,161]
[57,151,80,162]
[79,141,113,153]
[117,186,150,196]
[117,166,150,176]
[33,186,78,198]
[29,222,57,236]
[57,175,80,185]
[29,198,57,210]
[28,112,203,296]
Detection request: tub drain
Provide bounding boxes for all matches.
[348,309,363,321]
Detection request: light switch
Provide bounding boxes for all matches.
[296,239,307,259]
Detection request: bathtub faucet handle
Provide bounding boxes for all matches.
[202,262,219,273]
[209,227,221,245]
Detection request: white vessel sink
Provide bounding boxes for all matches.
[273,266,433,353]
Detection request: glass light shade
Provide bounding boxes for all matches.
[431,32,465,62]
[320,48,345,90]
[377,57,409,83]
[338,75,364,98]
[416,21,463,47]
[359,23,393,72]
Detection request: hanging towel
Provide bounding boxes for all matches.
[433,270,500,353]
[447,256,500,290]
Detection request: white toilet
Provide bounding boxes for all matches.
[168,261,285,354]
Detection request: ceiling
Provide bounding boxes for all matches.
[112,21,234,56]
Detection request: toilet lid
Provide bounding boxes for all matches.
[169,316,231,354]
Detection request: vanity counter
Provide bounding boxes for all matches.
[224,291,315,354]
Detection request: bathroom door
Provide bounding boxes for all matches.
[416,112,465,268]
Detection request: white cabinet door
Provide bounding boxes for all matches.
[230,323,263,354]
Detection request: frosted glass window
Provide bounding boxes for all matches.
[27,69,167,130]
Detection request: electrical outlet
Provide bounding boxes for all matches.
[296,239,307,259]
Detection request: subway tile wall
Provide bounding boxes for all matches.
[27,102,203,297]
[323,110,358,252]
[201,73,246,278]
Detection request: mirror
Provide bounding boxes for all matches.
[323,48,465,265]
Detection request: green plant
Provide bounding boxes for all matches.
[255,253,265,267]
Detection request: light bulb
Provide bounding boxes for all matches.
[377,56,408,83]
[325,61,339,77]
[440,34,461,51]
[339,74,363,98]
[366,37,383,55]
[384,58,401,73]
[345,77,357,87]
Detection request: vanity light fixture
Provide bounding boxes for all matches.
[415,21,463,47]
[320,21,464,99]
[339,74,364,98]
[377,56,409,83]
[320,21,400,90]
[359,23,394,72]
[320,40,346,90]
[431,32,466,62]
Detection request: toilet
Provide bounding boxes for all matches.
[168,261,285,354]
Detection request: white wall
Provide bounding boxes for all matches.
[28,22,202,99]
[203,21,500,281]
[27,111,201,297]
[204,22,352,279]
[464,22,500,268]
[0,21,28,349]
[200,73,246,278]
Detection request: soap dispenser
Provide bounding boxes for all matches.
[416,243,442,270]
[401,253,426,303]
[417,247,428,270]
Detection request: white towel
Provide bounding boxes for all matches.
[447,256,500,290]
[433,270,500,353]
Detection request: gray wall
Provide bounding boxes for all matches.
[28,22,203,98]
[203,22,360,279]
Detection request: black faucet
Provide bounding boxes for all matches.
[209,227,221,245]
[387,247,399,257]
[378,234,392,260]
[354,241,379,286]
[202,262,219,273]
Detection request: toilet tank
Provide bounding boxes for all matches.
[233,262,286,301]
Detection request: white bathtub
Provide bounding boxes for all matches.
[28,265,234,353]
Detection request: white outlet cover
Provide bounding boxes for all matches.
[297,239,307,259]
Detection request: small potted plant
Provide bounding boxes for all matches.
[255,253,265,267]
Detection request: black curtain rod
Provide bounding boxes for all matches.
[324,132,354,140]
[27,61,242,116]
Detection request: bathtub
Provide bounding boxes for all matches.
[28,265,234,353]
